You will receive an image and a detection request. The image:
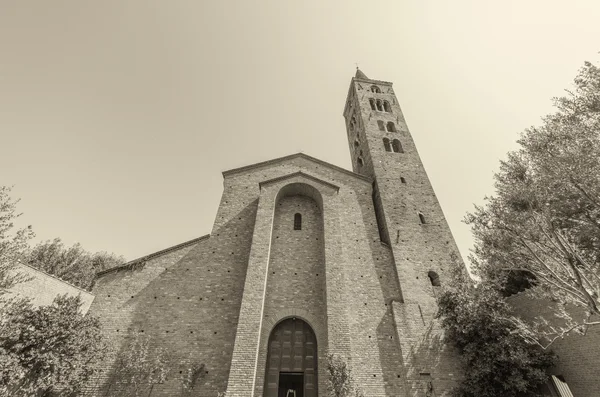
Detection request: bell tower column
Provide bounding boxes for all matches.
[343,68,463,394]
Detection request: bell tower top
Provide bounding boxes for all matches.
[355,67,369,80]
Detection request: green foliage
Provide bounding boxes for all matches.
[437,266,556,397]
[0,294,106,396]
[466,60,600,342]
[0,185,35,293]
[326,354,364,397]
[110,333,170,397]
[27,238,124,291]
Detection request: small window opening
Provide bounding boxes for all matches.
[371,85,381,93]
[392,139,404,153]
[384,101,392,112]
[418,212,426,224]
[357,157,364,167]
[369,99,376,110]
[349,122,355,132]
[294,213,302,230]
[376,99,383,111]
[386,122,396,132]
[428,271,441,286]
[377,120,385,131]
[383,138,391,152]
[354,140,359,148]
[400,177,406,183]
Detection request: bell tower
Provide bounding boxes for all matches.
[343,68,463,391]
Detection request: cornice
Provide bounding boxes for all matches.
[222,153,371,185]
[258,171,340,192]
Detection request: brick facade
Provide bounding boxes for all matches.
[87,70,466,396]
[509,293,600,397]
[8,263,95,313]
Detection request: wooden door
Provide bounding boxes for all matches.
[265,318,317,397]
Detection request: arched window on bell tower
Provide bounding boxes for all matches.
[383,138,391,152]
[294,213,302,230]
[369,99,376,110]
[392,139,404,153]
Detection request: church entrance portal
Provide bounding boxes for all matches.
[264,318,317,397]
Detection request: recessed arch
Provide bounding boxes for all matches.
[275,182,324,213]
[371,85,381,93]
[263,317,318,397]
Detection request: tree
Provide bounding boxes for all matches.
[27,238,124,291]
[109,333,170,397]
[0,294,106,396]
[326,354,364,397]
[436,265,556,397]
[0,185,34,294]
[466,60,600,345]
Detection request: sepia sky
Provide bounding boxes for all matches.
[1,1,599,265]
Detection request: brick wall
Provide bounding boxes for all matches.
[346,76,463,396]
[509,293,600,397]
[8,263,95,313]
[87,151,463,397]
[87,204,256,396]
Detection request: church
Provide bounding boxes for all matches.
[86,70,591,397]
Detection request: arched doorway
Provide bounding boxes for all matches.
[264,318,317,397]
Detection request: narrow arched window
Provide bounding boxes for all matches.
[383,101,392,112]
[392,139,403,153]
[357,157,364,167]
[369,99,376,110]
[376,100,383,111]
[383,138,391,152]
[371,85,381,93]
[354,139,360,148]
[418,212,426,224]
[428,271,440,286]
[377,120,385,131]
[386,122,396,132]
[349,122,355,132]
[294,213,302,230]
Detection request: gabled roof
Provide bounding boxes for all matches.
[95,235,209,279]
[259,171,340,192]
[222,153,371,185]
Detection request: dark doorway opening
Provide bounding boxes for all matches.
[278,372,304,397]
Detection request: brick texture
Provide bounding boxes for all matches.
[86,71,469,397]
[509,293,600,397]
